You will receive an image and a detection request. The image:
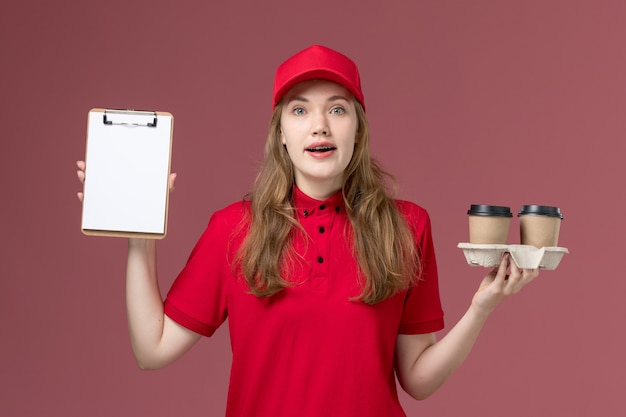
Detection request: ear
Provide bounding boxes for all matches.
[280,128,286,145]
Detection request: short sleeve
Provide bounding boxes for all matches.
[164,202,248,337]
[395,201,445,334]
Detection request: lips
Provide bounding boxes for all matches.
[305,142,336,153]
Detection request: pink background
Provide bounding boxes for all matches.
[2,1,624,416]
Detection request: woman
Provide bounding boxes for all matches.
[77,45,538,416]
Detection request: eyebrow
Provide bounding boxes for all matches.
[287,95,350,104]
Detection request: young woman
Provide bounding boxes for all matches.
[77,45,538,417]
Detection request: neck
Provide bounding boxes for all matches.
[295,178,342,201]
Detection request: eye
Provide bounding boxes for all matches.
[292,107,305,115]
[330,107,345,115]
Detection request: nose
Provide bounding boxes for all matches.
[311,112,329,136]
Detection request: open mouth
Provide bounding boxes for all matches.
[306,146,336,153]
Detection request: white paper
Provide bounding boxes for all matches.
[81,110,172,236]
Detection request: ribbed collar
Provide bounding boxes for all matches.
[292,186,346,218]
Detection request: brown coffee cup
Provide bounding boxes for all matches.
[467,205,512,244]
[518,205,563,248]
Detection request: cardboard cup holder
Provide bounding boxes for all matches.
[457,243,569,270]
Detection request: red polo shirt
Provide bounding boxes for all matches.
[164,187,444,417]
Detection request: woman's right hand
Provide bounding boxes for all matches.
[76,160,197,367]
[75,160,177,202]
[76,160,86,202]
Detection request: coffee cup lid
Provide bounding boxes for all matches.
[467,204,512,217]
[517,205,563,219]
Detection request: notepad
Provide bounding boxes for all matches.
[81,109,173,238]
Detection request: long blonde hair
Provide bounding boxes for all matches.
[236,101,420,304]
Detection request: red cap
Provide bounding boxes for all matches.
[272,45,365,111]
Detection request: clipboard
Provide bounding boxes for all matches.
[81,108,174,238]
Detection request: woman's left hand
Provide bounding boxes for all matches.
[471,253,540,315]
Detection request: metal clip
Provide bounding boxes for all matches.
[103,109,157,127]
